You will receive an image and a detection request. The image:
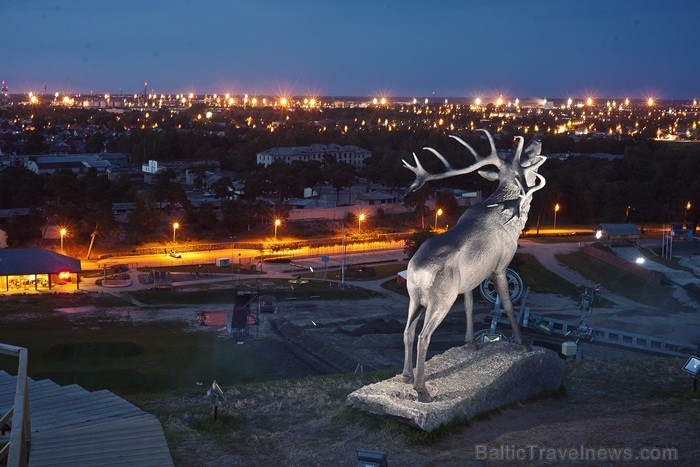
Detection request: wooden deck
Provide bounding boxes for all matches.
[0,370,173,466]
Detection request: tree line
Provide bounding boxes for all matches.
[1,118,698,247]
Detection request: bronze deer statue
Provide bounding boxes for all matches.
[401,130,546,402]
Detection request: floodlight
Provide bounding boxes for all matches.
[682,356,700,376]
[595,230,603,240]
[635,257,645,264]
[481,334,503,343]
[356,450,388,467]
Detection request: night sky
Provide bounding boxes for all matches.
[3,0,700,98]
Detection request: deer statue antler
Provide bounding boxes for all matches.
[402,129,503,193]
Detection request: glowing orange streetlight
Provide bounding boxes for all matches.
[435,208,443,229]
[358,213,366,234]
[553,204,560,230]
[173,222,180,243]
[60,228,67,254]
[274,219,281,240]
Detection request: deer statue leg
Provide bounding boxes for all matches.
[402,296,422,383]
[464,289,477,350]
[492,270,531,351]
[413,302,451,402]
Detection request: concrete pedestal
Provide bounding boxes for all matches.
[347,342,563,431]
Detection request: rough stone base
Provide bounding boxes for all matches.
[346,342,563,431]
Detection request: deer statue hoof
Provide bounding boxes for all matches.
[416,388,433,403]
[464,340,478,351]
[402,372,414,384]
[520,343,532,352]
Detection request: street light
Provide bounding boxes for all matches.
[173,222,179,243]
[686,201,692,221]
[435,208,443,229]
[553,204,560,231]
[358,213,366,234]
[60,228,67,254]
[274,219,281,241]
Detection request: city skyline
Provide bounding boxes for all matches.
[3,0,700,99]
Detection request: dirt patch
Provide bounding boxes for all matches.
[54,305,97,314]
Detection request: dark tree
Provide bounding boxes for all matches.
[403,228,436,259]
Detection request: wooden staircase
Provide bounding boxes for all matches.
[0,370,173,466]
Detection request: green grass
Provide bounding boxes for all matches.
[523,234,594,243]
[0,293,126,313]
[126,279,380,305]
[302,262,408,282]
[510,254,581,299]
[555,251,691,311]
[380,254,581,301]
[137,264,259,275]
[0,295,280,395]
[687,283,700,306]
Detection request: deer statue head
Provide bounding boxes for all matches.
[403,129,546,225]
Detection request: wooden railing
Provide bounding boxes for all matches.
[0,343,30,467]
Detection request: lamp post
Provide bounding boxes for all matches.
[60,228,67,254]
[230,237,235,276]
[435,208,443,230]
[173,222,179,243]
[358,213,365,234]
[553,204,560,231]
[274,219,281,241]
